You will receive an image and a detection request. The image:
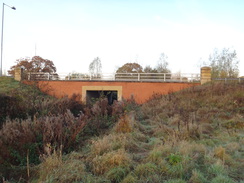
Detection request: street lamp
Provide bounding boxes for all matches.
[0,3,16,76]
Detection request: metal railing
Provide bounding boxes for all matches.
[25,72,201,83]
[213,77,244,83]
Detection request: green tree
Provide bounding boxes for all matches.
[89,57,102,78]
[209,48,239,78]
[116,63,143,73]
[8,56,57,76]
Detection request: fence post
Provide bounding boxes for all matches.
[138,73,140,81]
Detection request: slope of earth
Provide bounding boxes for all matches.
[35,82,244,183]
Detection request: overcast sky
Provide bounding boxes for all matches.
[2,0,244,75]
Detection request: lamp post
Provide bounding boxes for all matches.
[0,3,16,76]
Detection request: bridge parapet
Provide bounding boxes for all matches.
[20,72,201,83]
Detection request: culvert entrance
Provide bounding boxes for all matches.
[86,90,118,105]
[82,86,122,104]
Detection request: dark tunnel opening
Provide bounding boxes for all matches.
[86,90,118,105]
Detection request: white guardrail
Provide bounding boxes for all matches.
[213,77,244,83]
[25,72,201,83]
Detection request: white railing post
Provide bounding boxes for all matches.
[164,73,166,81]
[138,73,140,81]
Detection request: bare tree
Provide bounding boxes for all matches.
[209,48,239,78]
[89,57,102,78]
[143,65,157,73]
[156,53,171,73]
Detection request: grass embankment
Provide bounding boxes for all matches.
[36,82,244,183]
[0,77,55,126]
[0,77,20,93]
[0,77,243,182]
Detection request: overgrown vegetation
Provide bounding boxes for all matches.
[0,77,84,126]
[0,77,243,182]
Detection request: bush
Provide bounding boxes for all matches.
[0,110,87,166]
[83,98,124,137]
[0,94,28,126]
[114,112,136,133]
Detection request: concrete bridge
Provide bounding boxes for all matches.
[16,67,211,104]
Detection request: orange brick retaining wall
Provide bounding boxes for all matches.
[34,81,200,104]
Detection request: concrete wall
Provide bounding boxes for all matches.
[36,80,199,104]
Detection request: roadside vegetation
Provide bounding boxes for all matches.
[0,77,243,182]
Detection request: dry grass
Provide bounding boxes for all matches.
[121,174,137,183]
[114,112,136,133]
[213,146,231,163]
[90,149,132,175]
[38,151,87,183]
[89,134,128,156]
[189,169,206,183]
[177,141,206,157]
[225,142,241,153]
[134,162,159,178]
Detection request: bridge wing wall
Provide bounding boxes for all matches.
[33,81,199,104]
